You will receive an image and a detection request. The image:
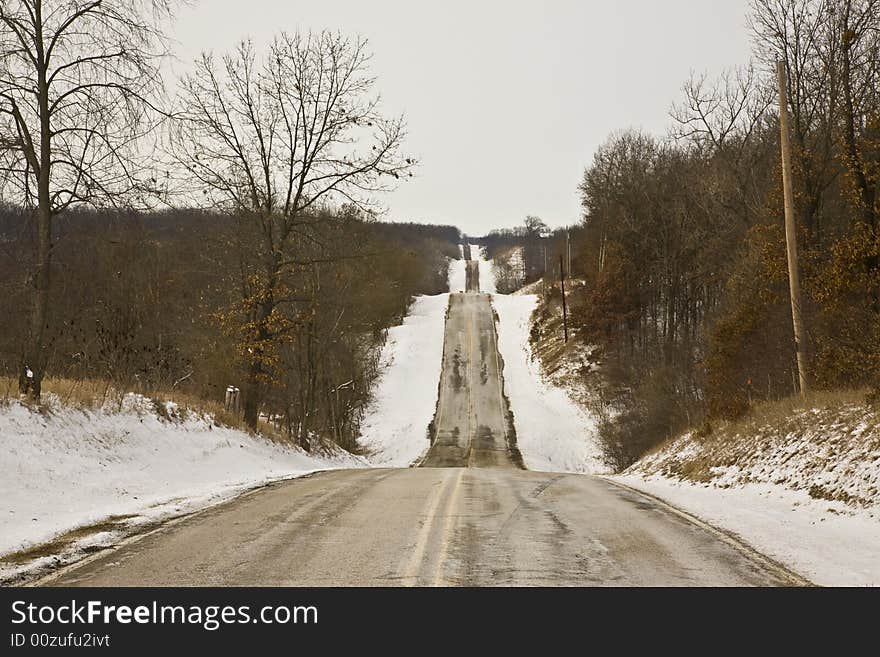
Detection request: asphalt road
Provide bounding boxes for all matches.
[43,467,797,586]
[419,291,522,468]
[39,254,802,587]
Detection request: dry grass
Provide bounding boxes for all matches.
[0,376,286,442]
[631,386,880,506]
[638,387,873,465]
[708,388,870,442]
[1,375,124,409]
[0,515,137,565]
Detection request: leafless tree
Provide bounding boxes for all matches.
[671,66,775,226]
[750,0,879,234]
[671,66,773,154]
[172,31,416,428]
[0,0,176,400]
[750,0,840,238]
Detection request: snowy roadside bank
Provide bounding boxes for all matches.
[0,397,364,583]
[359,249,470,466]
[357,293,448,466]
[615,402,880,586]
[612,474,880,586]
[448,256,466,293]
[493,293,605,474]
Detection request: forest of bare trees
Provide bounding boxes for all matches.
[544,0,880,467]
[0,203,458,450]
[0,0,176,401]
[0,1,458,451]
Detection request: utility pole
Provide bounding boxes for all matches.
[559,255,569,344]
[777,60,809,397]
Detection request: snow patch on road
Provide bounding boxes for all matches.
[358,294,448,466]
[0,397,362,581]
[493,294,605,474]
[614,474,880,586]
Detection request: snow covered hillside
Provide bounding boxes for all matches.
[448,255,466,293]
[626,402,880,507]
[616,400,880,585]
[481,244,603,474]
[493,294,605,474]
[357,293,448,466]
[0,395,362,582]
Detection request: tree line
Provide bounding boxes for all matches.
[0,202,458,448]
[0,1,459,448]
[538,0,879,467]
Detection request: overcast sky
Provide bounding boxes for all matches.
[171,0,754,235]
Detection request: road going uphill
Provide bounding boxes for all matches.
[420,257,522,468]
[40,248,807,587]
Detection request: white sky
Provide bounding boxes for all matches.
[170,0,754,235]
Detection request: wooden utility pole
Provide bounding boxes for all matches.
[777,60,809,397]
[559,255,569,343]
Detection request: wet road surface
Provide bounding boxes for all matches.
[43,468,799,586]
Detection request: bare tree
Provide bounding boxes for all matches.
[671,66,775,227]
[750,0,840,238]
[173,31,415,429]
[671,66,772,155]
[0,0,176,400]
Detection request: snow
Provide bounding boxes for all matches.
[448,256,466,293]
[628,406,880,508]
[470,243,497,294]
[492,293,605,474]
[358,293,448,466]
[616,401,880,585]
[614,474,880,586]
[0,396,362,581]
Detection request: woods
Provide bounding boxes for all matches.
[0,204,458,449]
[1,2,455,451]
[2,1,877,464]
[0,0,175,400]
[171,31,416,429]
[554,0,880,467]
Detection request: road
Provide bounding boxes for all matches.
[39,250,802,586]
[421,244,520,467]
[420,291,522,468]
[43,468,796,586]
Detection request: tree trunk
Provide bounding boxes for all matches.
[841,29,876,229]
[22,8,51,402]
[21,204,51,401]
[243,358,262,430]
[243,285,276,430]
